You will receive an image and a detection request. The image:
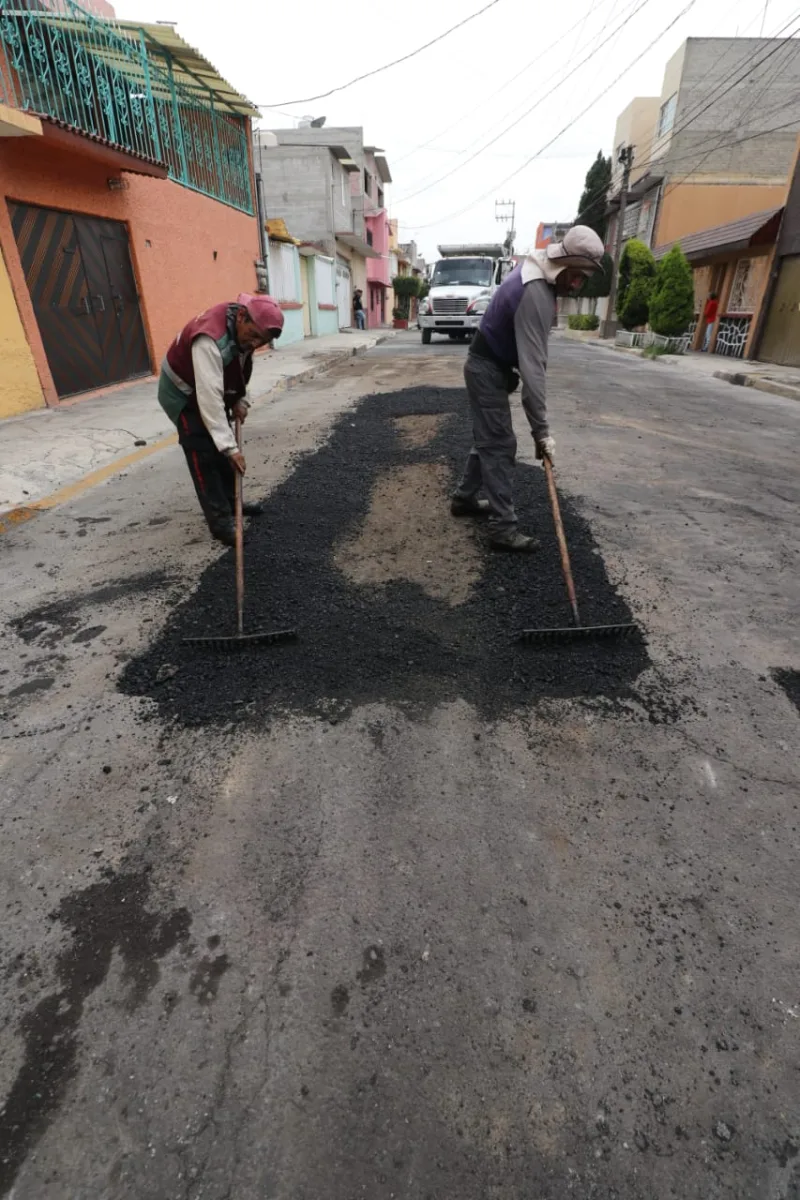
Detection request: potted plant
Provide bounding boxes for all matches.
[392,306,408,330]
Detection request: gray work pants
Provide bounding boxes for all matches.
[455,353,519,533]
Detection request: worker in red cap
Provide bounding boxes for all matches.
[158,293,284,545]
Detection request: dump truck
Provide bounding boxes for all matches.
[417,243,514,345]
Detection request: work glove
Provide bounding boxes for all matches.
[535,436,556,463]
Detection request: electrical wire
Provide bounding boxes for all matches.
[393,0,654,205]
[401,9,800,235]
[397,0,697,229]
[392,0,621,167]
[258,0,504,110]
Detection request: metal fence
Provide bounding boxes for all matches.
[0,0,253,213]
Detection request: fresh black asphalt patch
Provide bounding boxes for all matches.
[120,385,654,728]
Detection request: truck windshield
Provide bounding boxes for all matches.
[431,259,493,288]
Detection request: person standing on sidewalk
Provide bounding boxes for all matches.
[353,288,366,330]
[450,225,605,551]
[701,292,719,351]
[157,294,283,546]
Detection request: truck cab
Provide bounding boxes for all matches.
[418,244,514,345]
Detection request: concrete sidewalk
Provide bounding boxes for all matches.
[557,328,800,403]
[0,329,391,517]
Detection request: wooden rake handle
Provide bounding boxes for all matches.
[234,416,244,637]
[542,455,581,629]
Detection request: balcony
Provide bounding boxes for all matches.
[0,0,255,212]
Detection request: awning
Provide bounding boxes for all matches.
[653,207,784,261]
[266,217,300,244]
[364,146,392,183]
[115,21,259,117]
[336,232,381,259]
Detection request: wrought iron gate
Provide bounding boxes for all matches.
[9,202,151,397]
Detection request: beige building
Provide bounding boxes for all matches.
[607,37,800,254]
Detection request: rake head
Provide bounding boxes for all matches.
[183,628,297,652]
[518,622,638,645]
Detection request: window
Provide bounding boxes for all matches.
[366,229,373,247]
[657,93,677,138]
[364,168,371,197]
[377,187,384,209]
[314,256,335,307]
[341,170,347,207]
[727,256,767,313]
[268,241,299,302]
[622,201,641,238]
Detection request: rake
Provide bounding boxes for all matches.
[518,456,638,646]
[184,417,297,651]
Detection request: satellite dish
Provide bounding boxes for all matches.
[310,116,327,128]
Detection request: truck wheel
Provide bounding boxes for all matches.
[421,329,432,345]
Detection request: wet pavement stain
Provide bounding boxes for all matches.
[11,572,170,649]
[188,954,231,1005]
[121,387,655,729]
[330,984,350,1016]
[7,677,55,698]
[0,869,190,1196]
[773,668,800,716]
[72,625,107,644]
[357,946,386,987]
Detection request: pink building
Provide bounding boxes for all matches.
[363,148,392,327]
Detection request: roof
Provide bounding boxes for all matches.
[364,146,392,183]
[653,207,784,261]
[336,231,381,259]
[115,21,259,117]
[266,218,299,245]
[39,114,168,178]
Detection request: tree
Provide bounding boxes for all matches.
[617,239,656,330]
[577,151,612,239]
[392,274,420,320]
[649,244,694,336]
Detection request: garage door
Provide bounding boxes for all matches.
[9,202,151,397]
[758,255,800,367]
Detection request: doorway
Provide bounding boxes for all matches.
[9,202,151,398]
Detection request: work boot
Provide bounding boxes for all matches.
[450,495,490,517]
[489,529,539,553]
[242,502,265,516]
[210,522,236,548]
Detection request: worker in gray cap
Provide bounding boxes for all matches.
[451,225,605,551]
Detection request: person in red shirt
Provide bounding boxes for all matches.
[702,292,719,351]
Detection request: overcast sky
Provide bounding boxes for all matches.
[114,0,797,262]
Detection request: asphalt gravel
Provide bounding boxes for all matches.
[121,385,656,729]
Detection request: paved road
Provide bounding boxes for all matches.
[1,333,799,1199]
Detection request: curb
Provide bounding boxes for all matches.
[712,369,800,404]
[0,333,394,536]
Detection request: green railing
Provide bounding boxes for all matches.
[0,0,253,214]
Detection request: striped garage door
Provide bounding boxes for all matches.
[9,202,151,398]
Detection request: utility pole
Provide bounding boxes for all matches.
[602,144,634,340]
[495,198,516,255]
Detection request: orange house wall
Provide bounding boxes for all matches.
[655,182,787,247]
[0,135,260,405]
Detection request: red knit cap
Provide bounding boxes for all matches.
[237,293,284,335]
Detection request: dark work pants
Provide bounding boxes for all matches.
[177,408,235,534]
[455,353,518,534]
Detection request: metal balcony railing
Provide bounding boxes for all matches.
[0,0,253,213]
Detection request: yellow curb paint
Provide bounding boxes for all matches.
[0,433,177,536]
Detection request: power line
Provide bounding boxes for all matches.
[392,0,621,167]
[393,0,654,205]
[403,10,800,235]
[398,0,696,229]
[258,0,504,109]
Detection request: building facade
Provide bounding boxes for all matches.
[606,38,800,256]
[535,221,571,249]
[256,126,391,330]
[755,137,800,366]
[0,0,261,416]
